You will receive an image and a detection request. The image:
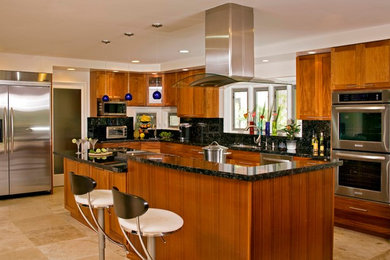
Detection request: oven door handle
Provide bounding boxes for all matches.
[334,152,386,161]
[334,106,386,111]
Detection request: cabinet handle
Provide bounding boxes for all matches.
[346,84,358,88]
[348,206,368,212]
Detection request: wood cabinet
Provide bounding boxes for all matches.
[227,150,261,166]
[90,71,128,116]
[331,39,390,90]
[335,195,390,238]
[160,142,203,159]
[296,53,331,120]
[163,72,177,106]
[127,73,147,106]
[176,68,219,118]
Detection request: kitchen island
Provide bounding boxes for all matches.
[124,152,340,260]
[60,149,340,260]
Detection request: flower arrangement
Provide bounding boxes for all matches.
[258,105,266,129]
[282,119,301,140]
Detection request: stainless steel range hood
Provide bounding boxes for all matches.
[175,3,286,88]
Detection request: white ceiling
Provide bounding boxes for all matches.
[1,0,390,65]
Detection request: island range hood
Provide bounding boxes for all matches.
[175,3,286,88]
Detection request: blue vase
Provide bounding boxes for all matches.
[265,122,270,136]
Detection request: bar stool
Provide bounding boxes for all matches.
[68,172,126,260]
[112,187,184,260]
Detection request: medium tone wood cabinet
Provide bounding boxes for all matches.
[335,195,390,238]
[296,53,331,120]
[176,68,219,118]
[331,39,390,90]
[163,72,177,106]
[127,73,147,106]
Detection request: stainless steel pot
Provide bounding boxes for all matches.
[201,141,230,163]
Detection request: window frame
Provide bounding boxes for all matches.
[232,88,249,131]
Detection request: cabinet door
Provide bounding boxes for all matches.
[108,72,127,99]
[127,73,147,106]
[296,53,331,120]
[141,142,161,153]
[163,72,177,106]
[64,158,79,213]
[331,44,360,90]
[176,71,194,117]
[362,40,390,88]
[107,172,127,242]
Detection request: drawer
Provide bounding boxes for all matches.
[335,195,390,220]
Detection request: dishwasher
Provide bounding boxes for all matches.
[260,154,293,165]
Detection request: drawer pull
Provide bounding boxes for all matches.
[348,206,368,212]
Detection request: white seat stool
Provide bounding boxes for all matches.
[112,187,184,260]
[69,172,125,260]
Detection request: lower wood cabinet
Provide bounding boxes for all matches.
[63,158,127,243]
[335,195,390,238]
[227,150,261,166]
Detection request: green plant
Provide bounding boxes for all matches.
[282,120,300,140]
[159,131,172,140]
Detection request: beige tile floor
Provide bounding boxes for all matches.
[0,187,389,259]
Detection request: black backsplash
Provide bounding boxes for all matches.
[87,117,134,140]
[180,118,224,143]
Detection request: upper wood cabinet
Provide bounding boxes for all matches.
[296,53,331,120]
[176,68,219,118]
[127,72,147,106]
[331,39,390,90]
[163,72,177,106]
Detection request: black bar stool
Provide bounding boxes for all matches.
[68,172,125,260]
[112,187,183,260]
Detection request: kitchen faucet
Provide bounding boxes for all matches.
[245,125,261,146]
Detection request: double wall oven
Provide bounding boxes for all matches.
[332,90,390,203]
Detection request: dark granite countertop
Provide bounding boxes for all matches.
[122,152,341,182]
[54,151,127,173]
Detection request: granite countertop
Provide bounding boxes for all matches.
[54,151,127,173]
[122,152,341,182]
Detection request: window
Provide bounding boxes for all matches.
[274,87,288,130]
[254,89,269,129]
[168,113,179,128]
[233,89,248,130]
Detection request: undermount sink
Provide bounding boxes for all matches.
[230,144,261,150]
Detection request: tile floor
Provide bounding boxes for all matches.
[0,187,389,259]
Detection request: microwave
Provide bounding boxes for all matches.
[98,101,127,116]
[106,126,127,139]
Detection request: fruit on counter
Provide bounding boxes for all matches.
[101,148,107,153]
[140,133,145,139]
[89,149,95,153]
[140,114,151,122]
[95,148,101,153]
[72,138,77,144]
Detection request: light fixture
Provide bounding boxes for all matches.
[179,49,190,54]
[131,60,140,63]
[125,65,133,101]
[182,68,189,71]
[262,59,269,63]
[124,32,134,37]
[101,40,111,44]
[67,68,76,71]
[152,23,163,28]
[308,51,316,54]
[113,70,119,73]
[152,72,157,75]
[152,90,162,100]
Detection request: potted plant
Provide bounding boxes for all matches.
[282,120,301,150]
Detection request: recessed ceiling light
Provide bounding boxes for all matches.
[152,72,157,75]
[262,59,269,63]
[113,70,119,73]
[179,49,190,54]
[182,68,189,71]
[124,32,134,37]
[67,68,76,71]
[308,51,316,54]
[101,40,111,44]
[152,23,163,28]
[131,60,140,63]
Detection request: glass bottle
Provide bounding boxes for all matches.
[313,133,319,156]
[319,132,325,156]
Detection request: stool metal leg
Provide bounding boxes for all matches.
[98,208,105,260]
[147,237,155,260]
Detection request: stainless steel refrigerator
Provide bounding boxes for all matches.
[0,71,51,196]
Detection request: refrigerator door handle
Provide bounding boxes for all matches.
[2,107,6,151]
[10,107,14,153]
